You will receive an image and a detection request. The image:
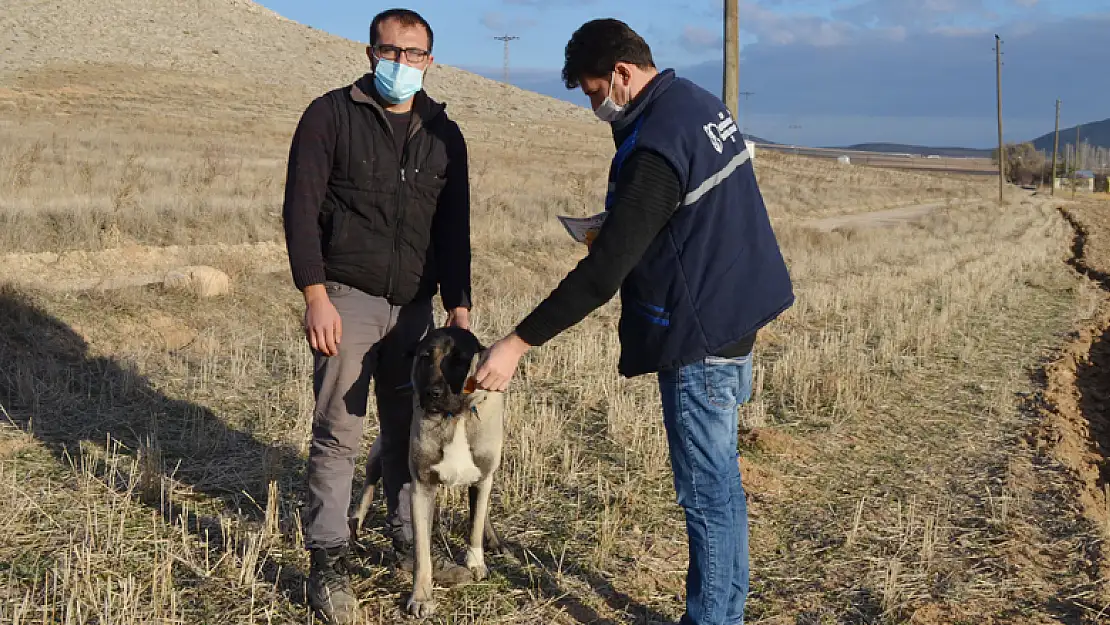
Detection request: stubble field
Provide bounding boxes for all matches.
[4,2,1110,624]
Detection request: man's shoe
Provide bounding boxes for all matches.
[307,546,360,624]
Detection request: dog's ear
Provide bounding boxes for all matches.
[469,334,487,357]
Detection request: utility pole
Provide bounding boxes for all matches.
[1051,99,1060,195]
[724,0,739,120]
[1074,125,1081,198]
[493,35,519,84]
[995,34,1005,204]
[739,91,755,134]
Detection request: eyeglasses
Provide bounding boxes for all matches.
[372,44,430,64]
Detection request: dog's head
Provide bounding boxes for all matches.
[410,327,485,415]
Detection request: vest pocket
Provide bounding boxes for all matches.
[632,300,672,327]
[412,168,447,193]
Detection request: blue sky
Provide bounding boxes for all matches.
[257,1,1109,147]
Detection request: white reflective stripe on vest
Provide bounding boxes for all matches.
[683,149,751,206]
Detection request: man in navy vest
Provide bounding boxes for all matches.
[474,18,794,625]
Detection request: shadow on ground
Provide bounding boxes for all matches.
[0,284,312,604]
[0,284,673,623]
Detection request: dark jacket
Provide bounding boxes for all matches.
[608,69,795,377]
[282,73,471,309]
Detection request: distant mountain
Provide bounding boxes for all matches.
[463,66,589,109]
[829,143,992,158]
[745,134,776,145]
[1030,118,1110,153]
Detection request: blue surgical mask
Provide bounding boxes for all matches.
[374,58,425,104]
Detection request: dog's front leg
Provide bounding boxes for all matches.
[465,475,495,580]
[406,480,437,618]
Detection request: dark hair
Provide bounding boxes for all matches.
[370,8,434,52]
[562,19,655,89]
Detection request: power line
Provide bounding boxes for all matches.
[493,35,519,84]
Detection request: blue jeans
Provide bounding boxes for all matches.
[658,354,753,625]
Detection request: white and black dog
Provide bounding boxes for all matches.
[349,326,506,618]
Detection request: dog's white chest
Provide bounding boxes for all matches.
[431,419,482,487]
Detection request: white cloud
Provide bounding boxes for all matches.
[479,11,537,33]
[833,0,991,29]
[503,0,596,6]
[679,25,722,52]
[740,2,858,47]
[480,12,505,31]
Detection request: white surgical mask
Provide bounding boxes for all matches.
[594,71,626,123]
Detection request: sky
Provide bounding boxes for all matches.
[256,0,1109,148]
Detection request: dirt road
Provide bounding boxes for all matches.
[804,201,947,232]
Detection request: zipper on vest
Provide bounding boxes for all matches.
[385,126,417,300]
[385,164,405,300]
[383,111,425,301]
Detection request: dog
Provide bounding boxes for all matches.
[349,326,506,618]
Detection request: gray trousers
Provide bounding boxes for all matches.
[303,280,433,551]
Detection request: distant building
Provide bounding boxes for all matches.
[1055,170,1096,192]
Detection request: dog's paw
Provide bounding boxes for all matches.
[465,548,488,581]
[406,595,437,618]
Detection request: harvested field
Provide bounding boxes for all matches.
[3,1,1110,624]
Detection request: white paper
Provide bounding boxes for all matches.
[557,212,608,245]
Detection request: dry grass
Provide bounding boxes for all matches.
[2,128,1102,622]
[2,1,1108,622]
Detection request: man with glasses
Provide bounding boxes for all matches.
[281,8,472,622]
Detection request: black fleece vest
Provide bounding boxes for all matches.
[318,76,452,305]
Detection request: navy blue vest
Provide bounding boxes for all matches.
[606,70,795,377]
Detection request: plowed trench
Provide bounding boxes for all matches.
[1047,205,1110,528]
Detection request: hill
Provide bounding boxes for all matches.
[0,0,596,127]
[1030,118,1110,153]
[830,143,992,158]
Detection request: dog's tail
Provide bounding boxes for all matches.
[349,436,384,541]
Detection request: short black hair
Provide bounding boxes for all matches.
[562,19,656,89]
[370,8,434,52]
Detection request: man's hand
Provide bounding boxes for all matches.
[445,307,471,330]
[304,284,342,357]
[474,333,531,392]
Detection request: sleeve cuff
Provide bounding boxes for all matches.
[441,289,472,311]
[292,265,328,291]
[514,317,553,348]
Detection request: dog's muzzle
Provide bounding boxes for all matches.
[420,385,465,415]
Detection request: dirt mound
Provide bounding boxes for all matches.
[1,0,593,126]
[1029,202,1110,597]
[0,242,286,293]
[163,266,231,298]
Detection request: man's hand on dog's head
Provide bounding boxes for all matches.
[474,332,531,392]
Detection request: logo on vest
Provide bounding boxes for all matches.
[703,112,739,154]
